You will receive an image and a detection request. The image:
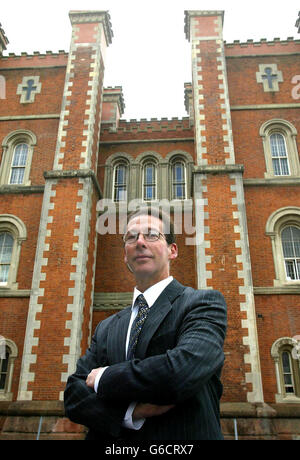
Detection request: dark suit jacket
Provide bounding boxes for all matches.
[64,279,227,440]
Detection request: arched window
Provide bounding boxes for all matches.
[0,338,18,401]
[143,162,156,201]
[270,133,290,176]
[113,162,127,202]
[266,207,300,286]
[0,346,10,392]
[260,120,300,178]
[271,337,300,402]
[0,215,27,290]
[172,161,186,200]
[281,226,300,281]
[9,143,29,184]
[0,130,36,186]
[281,350,296,395]
[0,232,14,286]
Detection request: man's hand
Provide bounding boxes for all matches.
[86,367,103,388]
[133,403,175,420]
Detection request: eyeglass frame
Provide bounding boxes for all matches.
[123,229,166,245]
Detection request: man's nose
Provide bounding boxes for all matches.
[136,232,147,245]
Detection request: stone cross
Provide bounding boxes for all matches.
[17,76,41,103]
[256,64,283,92]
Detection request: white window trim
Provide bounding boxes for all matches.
[271,337,300,404]
[0,130,37,186]
[0,338,18,401]
[260,119,300,178]
[0,215,27,290]
[266,207,300,287]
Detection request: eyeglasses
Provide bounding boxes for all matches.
[123,229,165,245]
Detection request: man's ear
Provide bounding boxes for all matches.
[168,243,178,261]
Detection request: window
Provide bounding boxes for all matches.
[270,133,290,176]
[9,143,29,184]
[281,351,295,395]
[113,163,127,202]
[260,119,300,178]
[143,163,156,201]
[172,161,186,200]
[281,226,300,281]
[266,207,300,286]
[271,338,300,403]
[0,232,14,286]
[0,338,17,401]
[0,215,27,290]
[0,346,10,392]
[0,130,36,186]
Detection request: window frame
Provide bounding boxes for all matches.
[281,226,300,281]
[270,132,290,176]
[0,130,36,186]
[260,119,300,178]
[0,338,18,401]
[142,161,157,202]
[271,337,300,403]
[112,161,128,203]
[266,207,300,287]
[0,215,27,290]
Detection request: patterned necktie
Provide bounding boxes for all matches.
[127,294,150,360]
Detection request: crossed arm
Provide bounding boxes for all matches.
[64,289,226,434]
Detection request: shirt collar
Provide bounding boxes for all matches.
[132,276,173,310]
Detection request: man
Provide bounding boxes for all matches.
[64,206,227,440]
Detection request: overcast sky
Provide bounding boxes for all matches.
[2,0,299,119]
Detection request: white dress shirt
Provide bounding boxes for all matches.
[94,276,173,430]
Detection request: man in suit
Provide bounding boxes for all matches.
[64,206,227,440]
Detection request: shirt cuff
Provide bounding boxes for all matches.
[93,366,108,393]
[122,402,145,430]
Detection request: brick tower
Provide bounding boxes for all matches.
[18,11,112,401]
[185,11,264,405]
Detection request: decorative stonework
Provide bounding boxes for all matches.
[256,64,283,92]
[17,76,41,103]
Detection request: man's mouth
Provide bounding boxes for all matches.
[135,255,152,260]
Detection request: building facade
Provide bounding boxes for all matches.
[0,10,299,439]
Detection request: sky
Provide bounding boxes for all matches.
[1,0,300,120]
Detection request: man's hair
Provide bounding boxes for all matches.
[126,206,176,245]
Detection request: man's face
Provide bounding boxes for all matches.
[124,215,177,289]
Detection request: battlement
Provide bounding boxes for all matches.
[0,50,68,68]
[225,37,300,56]
[100,116,193,141]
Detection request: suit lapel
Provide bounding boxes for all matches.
[107,307,131,364]
[135,279,185,358]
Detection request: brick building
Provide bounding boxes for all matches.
[0,10,299,440]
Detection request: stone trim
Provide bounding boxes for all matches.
[0,115,60,121]
[69,11,113,46]
[231,103,300,110]
[184,10,224,41]
[44,169,102,198]
[18,180,57,400]
[93,292,132,310]
[244,178,300,186]
[229,172,264,404]
[254,286,300,295]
